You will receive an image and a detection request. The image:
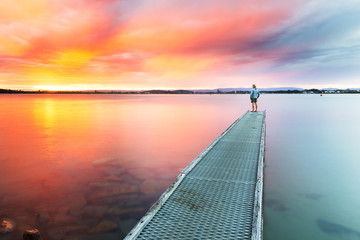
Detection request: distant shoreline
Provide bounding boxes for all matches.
[1,88,360,94]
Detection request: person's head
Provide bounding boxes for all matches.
[252,84,256,88]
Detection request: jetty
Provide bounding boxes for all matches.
[125,111,266,240]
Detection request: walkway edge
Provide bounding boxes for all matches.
[124,111,249,240]
[251,111,266,240]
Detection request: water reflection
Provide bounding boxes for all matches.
[5,94,360,239]
[317,219,360,239]
[0,94,246,239]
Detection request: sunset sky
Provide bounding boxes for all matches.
[1,0,359,90]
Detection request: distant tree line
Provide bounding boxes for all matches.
[1,88,359,94]
[0,89,26,93]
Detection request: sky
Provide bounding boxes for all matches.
[0,0,360,90]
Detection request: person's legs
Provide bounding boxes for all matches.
[255,102,258,112]
[251,102,254,112]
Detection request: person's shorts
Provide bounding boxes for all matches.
[251,98,257,103]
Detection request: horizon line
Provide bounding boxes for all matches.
[2,86,360,92]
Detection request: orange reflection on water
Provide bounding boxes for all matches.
[0,94,248,239]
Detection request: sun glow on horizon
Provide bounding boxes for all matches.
[33,85,101,91]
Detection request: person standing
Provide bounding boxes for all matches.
[250,84,260,112]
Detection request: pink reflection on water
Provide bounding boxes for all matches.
[0,94,248,239]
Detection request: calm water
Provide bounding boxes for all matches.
[0,94,359,239]
[263,94,360,240]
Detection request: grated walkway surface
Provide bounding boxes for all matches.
[125,111,265,240]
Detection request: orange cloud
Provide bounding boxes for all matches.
[50,50,96,67]
[0,0,47,23]
[145,55,216,79]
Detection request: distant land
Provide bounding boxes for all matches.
[1,87,360,94]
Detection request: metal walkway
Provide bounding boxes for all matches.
[125,111,265,240]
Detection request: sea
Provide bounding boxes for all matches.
[0,94,359,240]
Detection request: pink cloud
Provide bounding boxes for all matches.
[112,0,306,53]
